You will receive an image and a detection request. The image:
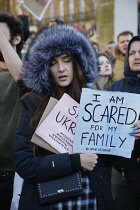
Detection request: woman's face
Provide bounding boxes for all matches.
[50,54,73,87]
[98,56,112,76]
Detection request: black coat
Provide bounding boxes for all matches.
[14,94,115,210]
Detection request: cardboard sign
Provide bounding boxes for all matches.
[23,0,52,21]
[73,89,140,158]
[31,97,59,154]
[35,93,79,154]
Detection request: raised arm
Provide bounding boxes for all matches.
[0,27,22,83]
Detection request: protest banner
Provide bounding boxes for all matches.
[73,88,140,158]
[35,93,79,154]
[23,0,51,21]
[31,97,59,154]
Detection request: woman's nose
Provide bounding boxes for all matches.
[58,61,65,72]
[135,52,140,60]
[105,62,108,67]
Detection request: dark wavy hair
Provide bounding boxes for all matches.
[0,12,24,53]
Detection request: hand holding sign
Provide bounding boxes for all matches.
[80,153,98,171]
[130,120,140,140]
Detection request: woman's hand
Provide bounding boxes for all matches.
[129,120,140,140]
[80,153,98,171]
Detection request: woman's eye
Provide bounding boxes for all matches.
[50,60,56,66]
[63,57,72,62]
[129,52,135,56]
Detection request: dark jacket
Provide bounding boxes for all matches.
[0,67,24,171]
[19,15,30,42]
[14,94,114,210]
[106,36,140,197]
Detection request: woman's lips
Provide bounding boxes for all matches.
[58,75,67,81]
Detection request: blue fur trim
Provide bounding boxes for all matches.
[23,25,98,94]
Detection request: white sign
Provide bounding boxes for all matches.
[23,0,52,21]
[73,88,140,158]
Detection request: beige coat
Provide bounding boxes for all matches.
[113,53,125,80]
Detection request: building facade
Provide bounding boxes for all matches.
[0,0,139,50]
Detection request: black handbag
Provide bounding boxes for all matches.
[37,172,83,204]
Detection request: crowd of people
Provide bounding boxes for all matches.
[0,1,140,210]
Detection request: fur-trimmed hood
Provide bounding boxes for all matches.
[22,25,98,94]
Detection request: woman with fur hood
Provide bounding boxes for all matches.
[14,25,115,210]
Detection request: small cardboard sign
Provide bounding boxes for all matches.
[73,88,140,158]
[31,97,59,153]
[35,93,79,154]
[23,0,52,21]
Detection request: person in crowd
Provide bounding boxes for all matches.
[107,36,140,210]
[21,41,29,62]
[14,25,117,210]
[94,53,116,90]
[48,18,64,27]
[0,12,25,210]
[94,53,116,182]
[21,31,36,61]
[25,30,36,46]
[37,18,64,35]
[74,24,84,32]
[91,41,101,53]
[113,30,133,80]
[16,0,30,42]
[16,0,30,61]
[104,41,116,67]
